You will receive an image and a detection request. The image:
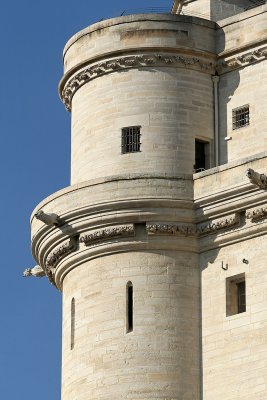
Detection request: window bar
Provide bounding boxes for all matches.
[121,126,141,153]
[232,105,249,130]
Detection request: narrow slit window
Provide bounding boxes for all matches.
[121,126,141,154]
[232,105,249,130]
[126,282,133,333]
[71,298,75,350]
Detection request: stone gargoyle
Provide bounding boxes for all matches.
[246,168,267,189]
[35,210,60,226]
[23,265,46,278]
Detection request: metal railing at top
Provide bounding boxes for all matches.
[96,1,266,23]
[120,7,171,16]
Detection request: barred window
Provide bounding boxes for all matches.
[121,126,141,154]
[232,105,249,130]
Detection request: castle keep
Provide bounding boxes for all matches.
[28,1,267,398]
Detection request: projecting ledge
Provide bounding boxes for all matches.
[193,152,267,201]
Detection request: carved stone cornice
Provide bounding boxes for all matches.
[147,223,197,236]
[197,213,240,235]
[61,53,215,111]
[218,46,267,72]
[246,168,267,189]
[80,224,135,245]
[146,214,240,237]
[46,237,78,268]
[246,206,267,222]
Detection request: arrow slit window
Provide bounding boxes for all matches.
[71,298,75,350]
[126,282,133,333]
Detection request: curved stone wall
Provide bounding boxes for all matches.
[61,251,200,400]
[31,175,199,400]
[59,15,216,184]
[31,13,218,400]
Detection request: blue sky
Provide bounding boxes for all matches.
[0,1,172,399]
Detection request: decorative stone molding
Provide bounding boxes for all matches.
[147,214,240,237]
[246,168,267,189]
[80,224,135,245]
[246,206,267,222]
[197,213,240,235]
[46,237,78,268]
[61,53,215,111]
[147,223,197,236]
[23,265,46,278]
[219,46,267,72]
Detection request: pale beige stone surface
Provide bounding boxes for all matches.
[71,67,213,183]
[219,60,267,164]
[61,251,200,400]
[195,154,267,400]
[200,237,267,400]
[30,3,267,400]
[62,15,215,74]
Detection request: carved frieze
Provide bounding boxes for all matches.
[46,237,78,268]
[147,214,240,237]
[147,223,197,236]
[219,46,267,72]
[61,53,215,111]
[246,168,267,189]
[197,213,240,235]
[246,206,267,222]
[80,224,135,245]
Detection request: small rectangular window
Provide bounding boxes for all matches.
[232,105,249,130]
[121,126,141,154]
[226,273,246,316]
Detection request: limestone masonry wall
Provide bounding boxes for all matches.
[30,5,267,400]
[71,67,213,183]
[62,251,200,400]
[61,15,215,184]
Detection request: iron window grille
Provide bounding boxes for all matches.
[232,105,250,130]
[121,126,141,154]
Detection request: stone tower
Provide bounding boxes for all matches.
[29,1,267,399]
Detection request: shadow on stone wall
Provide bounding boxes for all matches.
[218,69,240,165]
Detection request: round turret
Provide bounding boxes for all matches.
[59,14,215,184]
[31,13,217,400]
